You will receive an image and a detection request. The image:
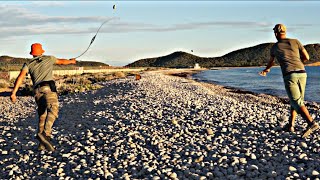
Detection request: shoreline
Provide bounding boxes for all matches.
[163,68,320,111]
[2,67,319,110]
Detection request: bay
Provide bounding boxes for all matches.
[193,66,320,103]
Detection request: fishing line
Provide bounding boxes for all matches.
[75,4,117,59]
[74,19,113,59]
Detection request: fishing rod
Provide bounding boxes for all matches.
[74,19,113,59]
[75,4,117,60]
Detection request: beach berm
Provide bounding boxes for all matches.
[0,70,320,179]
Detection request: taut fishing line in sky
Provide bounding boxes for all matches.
[74,4,117,59]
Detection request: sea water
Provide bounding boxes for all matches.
[193,66,320,103]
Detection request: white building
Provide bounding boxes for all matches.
[194,63,200,69]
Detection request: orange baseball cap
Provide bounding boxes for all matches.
[30,43,45,56]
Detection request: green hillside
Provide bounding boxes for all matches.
[127,43,320,68]
[127,51,208,68]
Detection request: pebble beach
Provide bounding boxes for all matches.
[1,70,320,179]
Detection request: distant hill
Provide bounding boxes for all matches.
[304,44,320,62]
[218,43,274,66]
[0,56,27,65]
[126,51,212,68]
[0,56,109,70]
[127,43,320,68]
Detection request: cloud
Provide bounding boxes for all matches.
[29,2,65,7]
[0,4,112,27]
[101,21,315,33]
[97,21,274,33]
[0,4,314,39]
[257,23,314,33]
[0,4,115,38]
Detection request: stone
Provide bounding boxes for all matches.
[312,170,319,176]
[171,119,178,125]
[62,153,71,158]
[282,145,288,151]
[298,153,307,160]
[289,166,297,172]
[169,172,177,179]
[249,165,259,171]
[206,128,214,135]
[23,154,29,161]
[250,153,257,160]
[2,151,8,155]
[239,158,247,164]
[221,128,227,133]
[300,142,308,148]
[57,168,64,175]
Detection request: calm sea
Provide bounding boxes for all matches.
[193,66,320,103]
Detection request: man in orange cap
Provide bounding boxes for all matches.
[10,43,76,151]
[260,24,319,138]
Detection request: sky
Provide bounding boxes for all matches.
[0,1,319,66]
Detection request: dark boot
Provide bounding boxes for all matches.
[37,132,55,151]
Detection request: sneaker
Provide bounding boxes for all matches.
[37,132,55,151]
[302,122,319,138]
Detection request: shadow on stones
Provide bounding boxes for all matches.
[0,79,138,178]
[211,121,320,179]
[2,76,320,179]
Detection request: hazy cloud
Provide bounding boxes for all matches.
[76,21,314,34]
[257,23,314,33]
[98,21,275,33]
[0,4,112,27]
[29,2,65,7]
[0,4,314,39]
